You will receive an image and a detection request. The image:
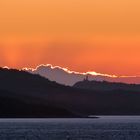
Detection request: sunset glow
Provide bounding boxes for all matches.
[22,64,140,79]
[22,64,117,77]
[0,0,140,77]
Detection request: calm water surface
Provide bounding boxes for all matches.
[0,116,140,140]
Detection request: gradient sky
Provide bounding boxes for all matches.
[0,0,140,75]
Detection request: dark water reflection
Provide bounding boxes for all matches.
[0,116,140,140]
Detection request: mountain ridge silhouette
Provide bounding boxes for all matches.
[24,64,140,86]
[1,67,140,117]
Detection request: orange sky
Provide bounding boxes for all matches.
[0,0,140,75]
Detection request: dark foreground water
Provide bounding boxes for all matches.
[0,116,140,140]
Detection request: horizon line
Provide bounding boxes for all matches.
[2,64,140,79]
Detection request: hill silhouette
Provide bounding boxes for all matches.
[1,68,140,117]
[0,68,80,117]
[73,79,140,91]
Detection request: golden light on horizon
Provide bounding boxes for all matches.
[0,0,140,75]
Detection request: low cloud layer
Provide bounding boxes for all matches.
[22,64,140,86]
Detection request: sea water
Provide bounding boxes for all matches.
[0,116,140,140]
